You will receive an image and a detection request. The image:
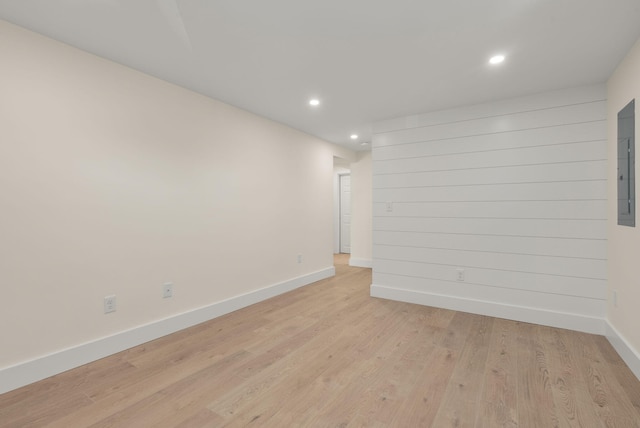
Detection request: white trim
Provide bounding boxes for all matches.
[370,284,605,335]
[0,267,335,395]
[349,258,372,268]
[606,321,640,381]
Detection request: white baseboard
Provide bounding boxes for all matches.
[606,321,640,381]
[349,258,372,268]
[370,284,606,335]
[0,267,335,395]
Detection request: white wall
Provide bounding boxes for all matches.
[371,85,608,334]
[0,20,355,392]
[350,151,373,267]
[607,37,640,379]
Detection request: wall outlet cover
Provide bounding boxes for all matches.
[163,282,173,298]
[104,295,116,314]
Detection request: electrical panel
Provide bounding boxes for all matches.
[618,99,635,227]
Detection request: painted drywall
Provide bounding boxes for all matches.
[371,85,608,333]
[607,37,640,360]
[0,20,354,372]
[350,151,373,267]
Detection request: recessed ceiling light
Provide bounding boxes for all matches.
[489,54,505,65]
[360,142,369,146]
[350,134,358,140]
[309,99,320,106]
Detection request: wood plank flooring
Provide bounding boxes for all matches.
[1,254,640,427]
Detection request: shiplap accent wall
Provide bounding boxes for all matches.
[371,85,608,334]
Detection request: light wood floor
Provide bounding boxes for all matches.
[2,254,640,427]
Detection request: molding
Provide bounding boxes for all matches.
[370,284,605,335]
[0,266,335,395]
[349,257,372,268]
[605,321,640,381]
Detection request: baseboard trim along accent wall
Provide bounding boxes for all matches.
[606,321,640,381]
[370,283,606,335]
[349,258,373,268]
[0,267,335,395]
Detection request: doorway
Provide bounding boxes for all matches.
[339,174,351,254]
[333,156,351,255]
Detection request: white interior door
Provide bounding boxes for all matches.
[340,174,351,253]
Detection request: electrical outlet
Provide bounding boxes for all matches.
[297,255,303,264]
[385,201,393,212]
[456,268,465,282]
[163,282,173,298]
[104,295,116,314]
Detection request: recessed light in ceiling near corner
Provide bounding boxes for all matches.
[489,54,505,65]
[350,134,358,140]
[309,99,320,106]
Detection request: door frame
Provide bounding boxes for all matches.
[339,173,351,254]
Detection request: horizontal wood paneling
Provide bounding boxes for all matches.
[373,231,606,259]
[374,217,607,239]
[373,180,606,202]
[373,121,606,160]
[372,272,605,316]
[373,160,607,188]
[373,263,607,300]
[374,102,605,148]
[373,200,608,220]
[374,140,606,174]
[374,245,606,279]
[371,86,608,329]
[373,85,606,134]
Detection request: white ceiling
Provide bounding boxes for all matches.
[1,0,639,151]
